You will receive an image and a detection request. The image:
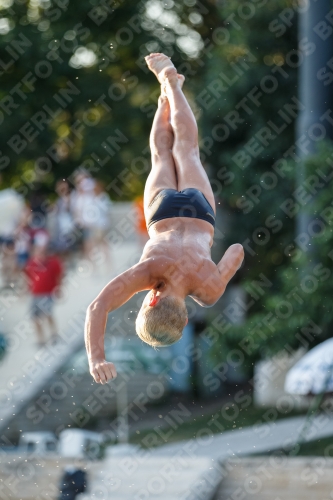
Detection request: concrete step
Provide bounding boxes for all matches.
[214,457,333,500]
[0,453,221,500]
[79,455,222,500]
[152,414,333,461]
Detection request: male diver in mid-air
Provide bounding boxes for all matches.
[85,53,244,384]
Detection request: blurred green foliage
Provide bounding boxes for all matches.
[212,142,333,370]
[201,0,298,271]
[0,0,221,198]
[202,1,332,370]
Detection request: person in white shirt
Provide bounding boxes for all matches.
[87,180,112,266]
[71,171,96,258]
[53,180,76,255]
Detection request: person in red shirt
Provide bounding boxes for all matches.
[25,233,62,347]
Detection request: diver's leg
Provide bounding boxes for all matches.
[145,53,215,212]
[143,94,177,214]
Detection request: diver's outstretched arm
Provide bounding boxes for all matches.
[85,261,153,384]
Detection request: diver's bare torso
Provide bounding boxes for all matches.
[140,217,221,306]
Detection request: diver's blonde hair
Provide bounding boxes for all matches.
[135,296,187,347]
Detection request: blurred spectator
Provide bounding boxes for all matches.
[89,180,112,265]
[14,207,33,271]
[0,188,24,287]
[0,188,24,244]
[25,234,62,347]
[12,212,33,294]
[71,170,96,259]
[53,179,77,255]
[1,240,16,289]
[29,188,49,231]
[71,172,112,264]
[134,195,149,247]
[72,168,96,194]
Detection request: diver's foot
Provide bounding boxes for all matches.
[145,53,178,86]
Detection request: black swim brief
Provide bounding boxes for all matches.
[146,188,216,229]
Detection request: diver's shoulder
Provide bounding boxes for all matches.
[138,254,174,273]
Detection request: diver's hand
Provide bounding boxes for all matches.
[89,360,117,384]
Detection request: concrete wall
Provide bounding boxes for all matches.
[253,349,310,409]
[214,456,333,500]
[6,344,169,442]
